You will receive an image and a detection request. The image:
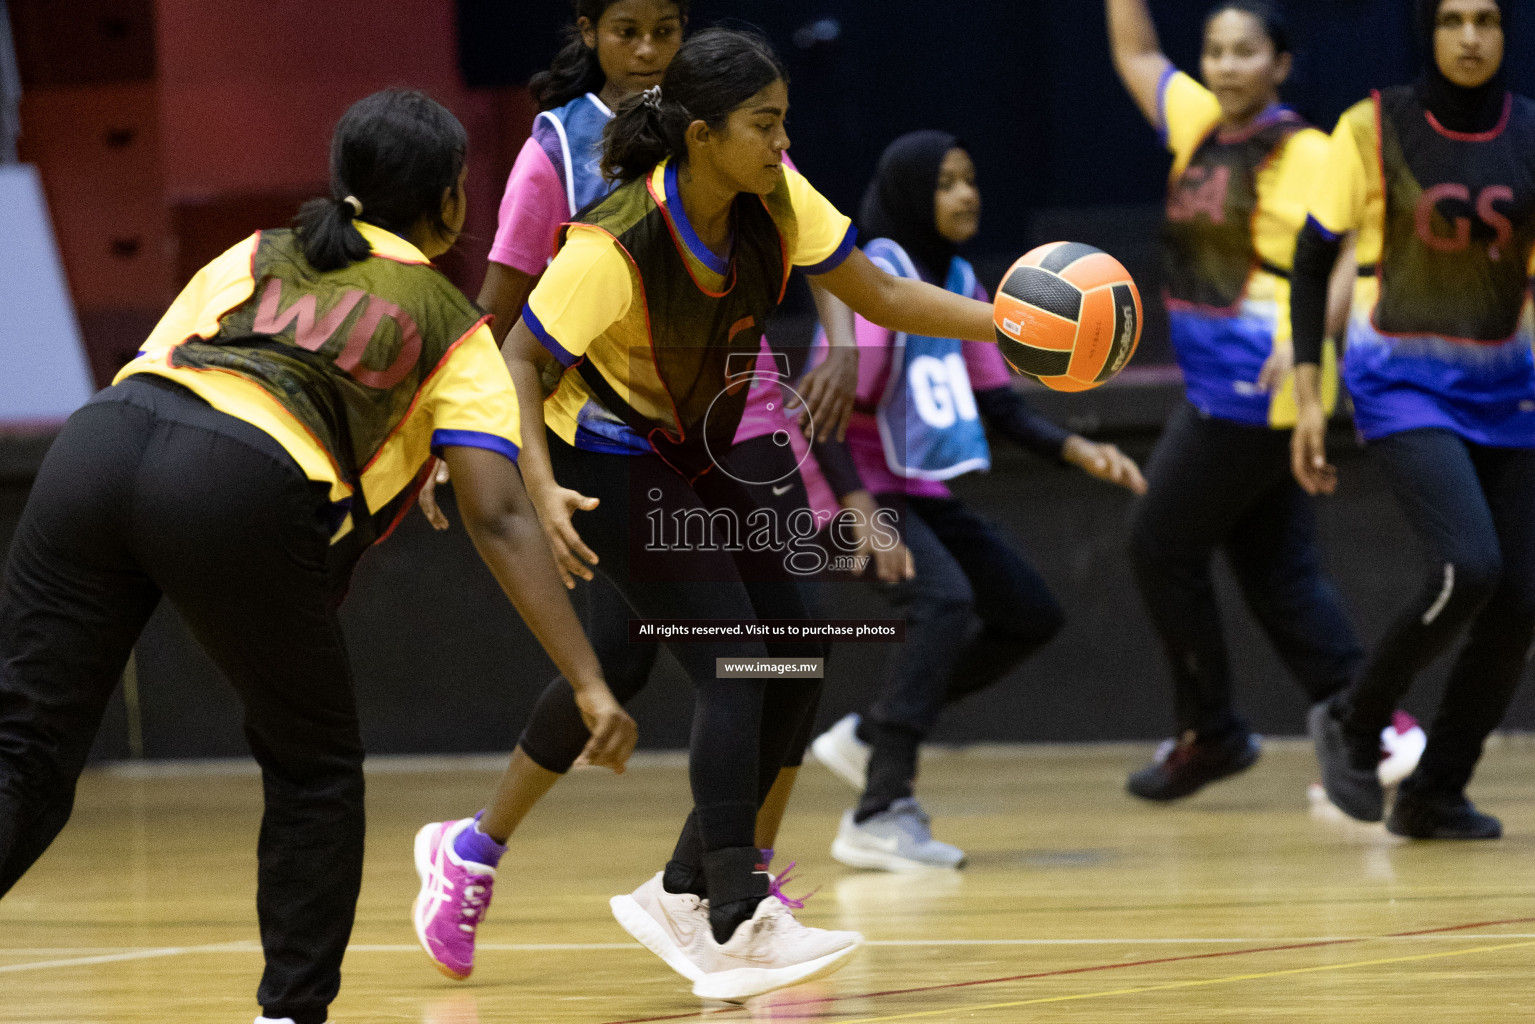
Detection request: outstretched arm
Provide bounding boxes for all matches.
[1106,0,1174,127]
[814,248,995,344]
[443,444,635,772]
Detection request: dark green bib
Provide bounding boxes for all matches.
[1162,110,1305,311]
[561,168,788,481]
[172,228,486,543]
[1375,86,1535,342]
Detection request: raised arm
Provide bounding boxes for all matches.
[1106,0,1174,128]
[814,247,995,344]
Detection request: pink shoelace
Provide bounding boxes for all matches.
[761,851,817,910]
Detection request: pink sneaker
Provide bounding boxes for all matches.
[413,818,496,980]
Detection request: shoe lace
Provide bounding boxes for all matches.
[423,843,494,930]
[766,859,818,910]
[891,800,936,843]
[760,850,817,910]
[455,877,492,933]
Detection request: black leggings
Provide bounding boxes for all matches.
[856,494,1063,818]
[542,438,823,873]
[517,433,821,776]
[1339,428,1535,795]
[1130,403,1363,738]
[0,378,355,1024]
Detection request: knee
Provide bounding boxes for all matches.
[1483,567,1535,626]
[246,720,364,792]
[904,571,975,621]
[1436,555,1502,617]
[992,595,1065,648]
[927,580,976,620]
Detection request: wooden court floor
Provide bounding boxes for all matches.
[4,739,1535,1023]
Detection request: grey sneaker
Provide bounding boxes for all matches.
[1309,701,1384,822]
[831,798,966,871]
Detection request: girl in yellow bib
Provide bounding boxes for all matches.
[0,91,634,1024]
[1106,0,1407,802]
[1293,0,1534,839]
[476,27,1012,1002]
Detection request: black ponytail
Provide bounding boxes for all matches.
[294,89,468,273]
[530,0,692,112]
[1205,0,1292,55]
[602,27,786,184]
[293,196,370,274]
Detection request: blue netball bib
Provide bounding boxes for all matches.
[534,92,614,217]
[865,238,991,480]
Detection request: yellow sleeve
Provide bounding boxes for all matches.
[523,225,632,367]
[781,166,856,272]
[1255,127,1330,271]
[139,234,261,357]
[1161,70,1221,175]
[1309,100,1375,237]
[424,323,523,462]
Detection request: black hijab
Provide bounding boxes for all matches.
[857,130,963,284]
[1414,0,1510,133]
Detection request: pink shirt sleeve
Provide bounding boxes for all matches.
[487,134,569,275]
[962,281,1013,391]
[852,314,896,407]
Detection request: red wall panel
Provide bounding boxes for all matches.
[156,0,466,202]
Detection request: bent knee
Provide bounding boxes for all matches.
[1424,557,1501,622]
[907,576,976,620]
[983,596,1065,648]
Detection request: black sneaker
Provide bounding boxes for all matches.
[1126,730,1261,801]
[1387,788,1502,840]
[1308,701,1383,822]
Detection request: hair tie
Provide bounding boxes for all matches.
[641,85,663,111]
[342,195,363,218]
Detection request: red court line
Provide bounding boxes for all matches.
[594,915,1535,1024]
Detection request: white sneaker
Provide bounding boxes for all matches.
[1379,711,1426,787]
[690,896,862,1001]
[610,871,713,982]
[811,713,870,790]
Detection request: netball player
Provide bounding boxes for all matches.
[436,26,1028,999]
[1293,0,1533,839]
[0,90,635,1024]
[410,1,858,984]
[1106,0,1422,802]
[806,131,1145,870]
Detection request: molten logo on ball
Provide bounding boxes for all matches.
[991,242,1142,392]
